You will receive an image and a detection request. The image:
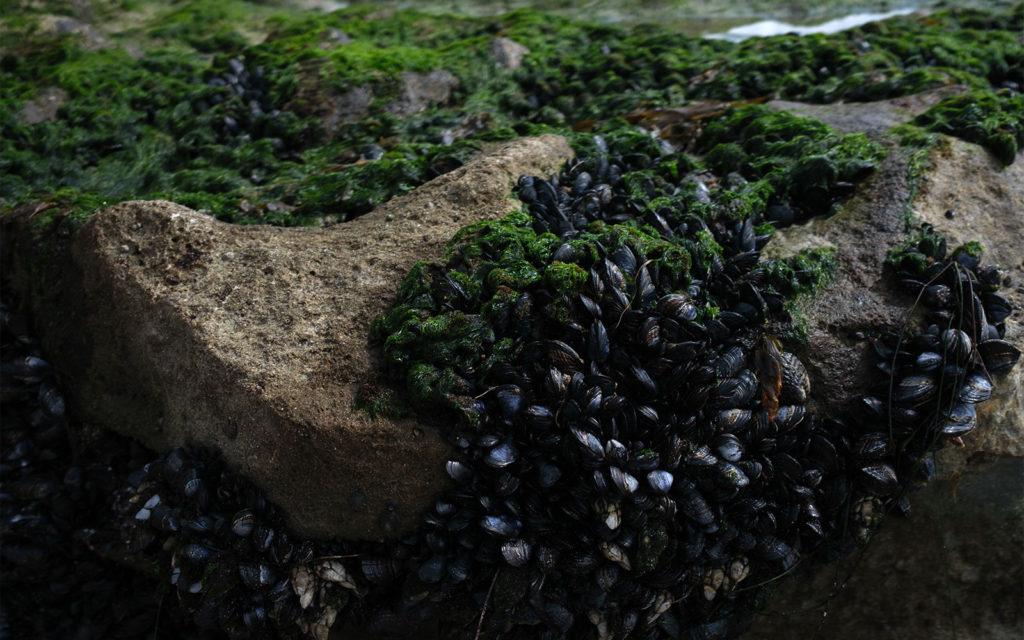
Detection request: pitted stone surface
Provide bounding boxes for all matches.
[10,134,573,540]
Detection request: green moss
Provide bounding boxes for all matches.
[953,240,984,260]
[544,261,588,297]
[764,247,839,297]
[696,106,885,220]
[885,223,949,274]
[2,3,1018,227]
[912,89,1024,166]
[353,380,404,420]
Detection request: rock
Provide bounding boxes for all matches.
[18,87,69,126]
[289,65,459,137]
[491,37,530,70]
[755,96,1024,639]
[287,59,374,138]
[746,456,1024,640]
[386,70,460,118]
[318,28,352,47]
[3,135,575,541]
[35,14,110,51]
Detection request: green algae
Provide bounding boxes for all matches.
[764,247,839,298]
[912,89,1024,166]
[697,105,885,218]
[374,187,705,421]
[2,3,1020,226]
[885,223,950,274]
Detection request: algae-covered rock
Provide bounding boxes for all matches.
[2,2,1023,638]
[753,107,1024,640]
[3,135,573,540]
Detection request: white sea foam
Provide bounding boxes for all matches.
[705,8,918,41]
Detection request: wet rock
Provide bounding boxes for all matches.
[3,135,574,541]
[35,14,110,50]
[386,70,460,118]
[287,59,374,138]
[748,456,1024,640]
[491,37,530,70]
[318,28,352,47]
[18,87,69,126]
[757,96,1023,639]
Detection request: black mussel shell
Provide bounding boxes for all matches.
[659,294,697,322]
[915,351,943,372]
[779,352,810,403]
[857,463,898,496]
[978,339,1021,376]
[647,470,674,494]
[231,508,255,537]
[982,292,1012,324]
[851,433,891,460]
[958,371,993,404]
[480,515,521,538]
[501,539,533,567]
[894,374,937,405]
[713,434,744,463]
[446,460,473,484]
[485,441,518,468]
[940,402,977,437]
[941,329,972,365]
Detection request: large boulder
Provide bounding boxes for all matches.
[2,134,574,541]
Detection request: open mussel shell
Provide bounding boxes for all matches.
[940,402,977,437]
[982,292,1013,324]
[857,463,898,496]
[958,371,993,404]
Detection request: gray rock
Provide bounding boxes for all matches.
[491,37,530,70]
[289,66,459,136]
[35,14,110,50]
[4,135,574,541]
[386,70,460,118]
[754,96,1024,639]
[18,87,69,126]
[287,59,374,138]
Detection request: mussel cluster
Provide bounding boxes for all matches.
[859,226,1021,500]
[0,290,201,638]
[111,445,369,639]
[199,56,303,168]
[1,284,366,639]
[368,136,1020,639]
[0,130,1018,639]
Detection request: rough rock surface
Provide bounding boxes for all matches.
[386,70,460,117]
[18,87,69,126]
[754,100,1024,639]
[5,135,574,541]
[491,37,531,70]
[288,63,460,137]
